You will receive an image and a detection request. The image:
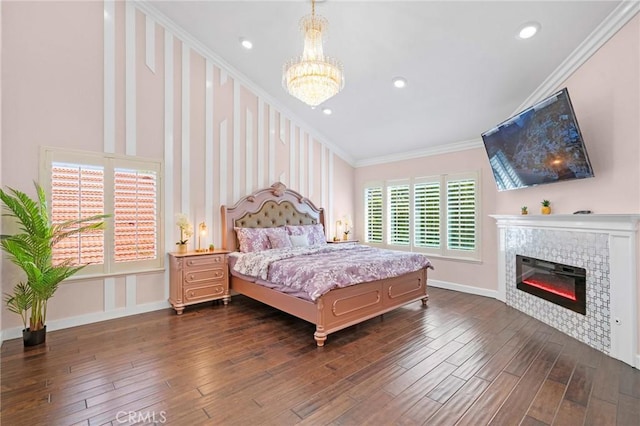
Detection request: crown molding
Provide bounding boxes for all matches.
[354,138,484,168]
[514,1,639,113]
[133,1,355,166]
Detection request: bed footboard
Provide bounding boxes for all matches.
[313,268,428,346]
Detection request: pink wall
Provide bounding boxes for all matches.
[1,2,352,336]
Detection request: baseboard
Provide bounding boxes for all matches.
[428,279,499,300]
[1,300,171,342]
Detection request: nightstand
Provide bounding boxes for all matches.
[168,250,230,314]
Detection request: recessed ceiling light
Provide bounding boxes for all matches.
[518,22,541,39]
[392,77,407,89]
[322,107,333,115]
[239,37,253,50]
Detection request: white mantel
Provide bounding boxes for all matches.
[491,214,640,232]
[491,214,639,368]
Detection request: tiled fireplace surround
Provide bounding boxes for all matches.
[491,215,639,368]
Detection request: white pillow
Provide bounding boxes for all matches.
[289,234,309,247]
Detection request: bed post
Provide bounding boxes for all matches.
[314,298,327,346]
[421,270,429,306]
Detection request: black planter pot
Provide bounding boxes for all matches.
[23,326,46,347]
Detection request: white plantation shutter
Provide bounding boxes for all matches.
[388,184,410,246]
[364,186,383,243]
[43,147,163,276]
[51,163,105,266]
[114,168,157,262]
[362,172,479,260]
[414,181,440,248]
[447,178,477,251]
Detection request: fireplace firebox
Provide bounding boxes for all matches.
[516,255,586,315]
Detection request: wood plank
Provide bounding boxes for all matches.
[590,354,621,404]
[425,376,490,425]
[564,363,595,407]
[553,398,587,426]
[394,396,442,426]
[456,372,519,426]
[584,397,617,426]
[489,341,563,425]
[355,360,457,425]
[526,379,566,424]
[616,393,640,426]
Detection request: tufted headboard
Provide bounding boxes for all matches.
[221,182,325,252]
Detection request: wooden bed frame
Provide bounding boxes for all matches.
[221,182,429,346]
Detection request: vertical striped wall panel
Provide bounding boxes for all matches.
[102,2,344,313]
[127,3,345,256]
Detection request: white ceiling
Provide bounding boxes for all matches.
[148,1,622,165]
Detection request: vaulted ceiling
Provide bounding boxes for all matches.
[149,1,623,164]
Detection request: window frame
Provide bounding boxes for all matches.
[386,179,411,247]
[40,147,165,278]
[363,181,385,245]
[363,171,481,262]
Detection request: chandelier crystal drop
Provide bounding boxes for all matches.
[282,0,344,107]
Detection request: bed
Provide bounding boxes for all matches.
[221,182,431,346]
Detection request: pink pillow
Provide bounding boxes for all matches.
[267,228,292,249]
[286,224,327,246]
[235,227,272,253]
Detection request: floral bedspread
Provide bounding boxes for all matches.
[232,244,433,301]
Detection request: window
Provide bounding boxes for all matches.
[413,180,440,249]
[363,171,480,261]
[113,168,158,263]
[42,148,163,276]
[387,182,410,246]
[447,178,477,252]
[364,186,383,243]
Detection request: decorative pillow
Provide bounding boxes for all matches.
[234,227,272,253]
[286,224,327,246]
[289,234,309,247]
[267,228,292,249]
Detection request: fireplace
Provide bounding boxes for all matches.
[516,255,586,315]
[492,214,639,367]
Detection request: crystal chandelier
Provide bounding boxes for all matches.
[282,0,344,107]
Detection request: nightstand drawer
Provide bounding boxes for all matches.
[184,254,225,270]
[185,268,226,284]
[183,283,225,302]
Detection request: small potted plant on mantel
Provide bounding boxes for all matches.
[1,183,108,346]
[541,200,551,215]
[521,206,528,215]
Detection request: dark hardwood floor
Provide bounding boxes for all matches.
[1,287,639,425]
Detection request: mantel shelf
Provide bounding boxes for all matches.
[490,214,640,233]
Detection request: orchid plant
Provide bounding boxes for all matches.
[175,213,194,245]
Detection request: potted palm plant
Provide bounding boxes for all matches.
[1,182,108,346]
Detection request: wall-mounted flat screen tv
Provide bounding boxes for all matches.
[481,88,594,191]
